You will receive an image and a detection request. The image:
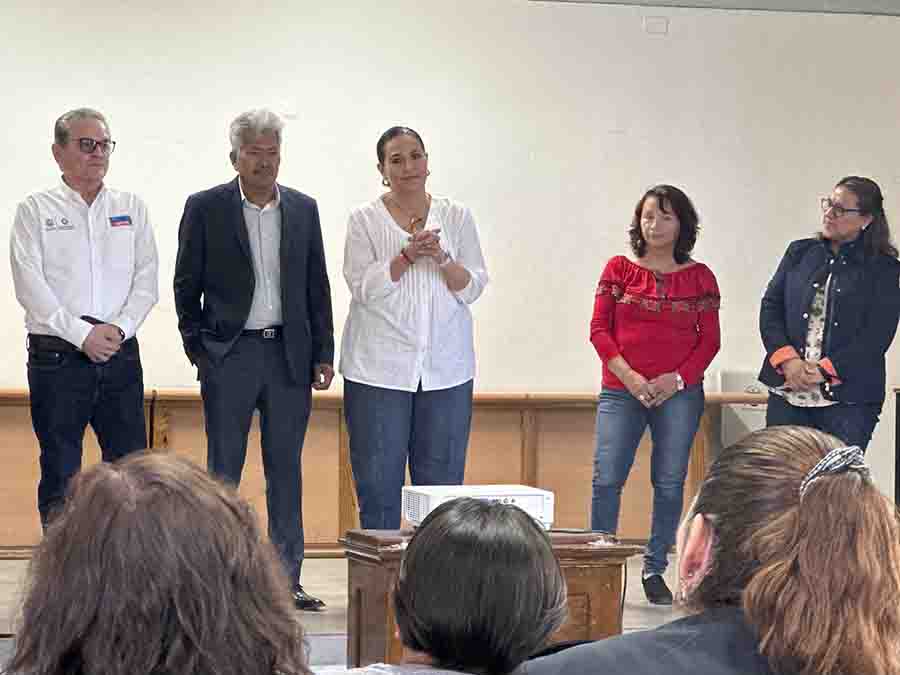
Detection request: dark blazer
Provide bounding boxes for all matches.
[173,178,334,385]
[758,237,900,406]
[523,607,774,675]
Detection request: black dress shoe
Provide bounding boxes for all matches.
[642,574,673,605]
[292,585,326,612]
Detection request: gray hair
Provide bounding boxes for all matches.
[54,108,109,146]
[229,109,283,161]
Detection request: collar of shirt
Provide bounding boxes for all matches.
[238,178,280,211]
[58,176,106,206]
[820,235,865,263]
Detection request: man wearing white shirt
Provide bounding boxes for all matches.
[10,108,159,528]
[173,109,334,611]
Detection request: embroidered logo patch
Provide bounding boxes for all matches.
[109,215,132,227]
[43,217,74,231]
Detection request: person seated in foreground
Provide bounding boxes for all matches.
[524,425,900,675]
[4,451,311,675]
[343,497,567,675]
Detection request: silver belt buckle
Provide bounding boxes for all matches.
[262,328,277,339]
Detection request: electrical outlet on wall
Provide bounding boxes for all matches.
[643,16,669,35]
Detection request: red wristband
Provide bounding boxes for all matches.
[401,249,414,265]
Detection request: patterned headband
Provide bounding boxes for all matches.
[799,445,870,499]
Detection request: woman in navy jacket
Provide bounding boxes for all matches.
[758,176,900,450]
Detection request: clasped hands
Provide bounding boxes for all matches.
[403,228,448,264]
[781,357,825,391]
[624,370,680,408]
[82,324,123,363]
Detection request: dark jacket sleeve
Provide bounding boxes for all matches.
[759,243,796,358]
[826,257,900,380]
[306,201,334,366]
[173,194,206,364]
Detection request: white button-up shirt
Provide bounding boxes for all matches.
[339,196,489,392]
[10,180,159,348]
[239,180,283,329]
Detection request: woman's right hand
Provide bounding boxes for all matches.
[782,358,819,391]
[622,369,653,408]
[405,229,442,262]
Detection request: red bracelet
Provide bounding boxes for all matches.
[401,249,414,265]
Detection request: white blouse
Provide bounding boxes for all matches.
[339,196,489,392]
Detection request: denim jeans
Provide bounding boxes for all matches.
[591,384,705,575]
[765,393,881,451]
[344,379,473,530]
[28,337,147,527]
[200,335,311,585]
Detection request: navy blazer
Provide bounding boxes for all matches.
[173,177,334,385]
[758,237,900,405]
[524,607,774,675]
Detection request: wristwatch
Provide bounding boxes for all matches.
[674,372,685,391]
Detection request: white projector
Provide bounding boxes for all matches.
[401,484,555,530]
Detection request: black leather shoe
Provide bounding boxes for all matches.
[292,585,326,612]
[642,574,673,605]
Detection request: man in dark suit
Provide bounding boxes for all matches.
[174,109,334,610]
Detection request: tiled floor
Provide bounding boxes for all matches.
[0,554,680,669]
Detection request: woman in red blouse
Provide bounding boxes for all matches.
[590,185,720,604]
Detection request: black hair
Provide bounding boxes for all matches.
[834,175,898,258]
[393,498,567,675]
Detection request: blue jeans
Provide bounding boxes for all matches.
[200,335,310,585]
[765,393,880,451]
[591,384,705,575]
[344,379,473,530]
[27,337,147,527]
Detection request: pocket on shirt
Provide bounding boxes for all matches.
[105,226,135,275]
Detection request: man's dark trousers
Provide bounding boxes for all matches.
[200,332,310,583]
[28,336,146,527]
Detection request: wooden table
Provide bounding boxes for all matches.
[342,528,643,667]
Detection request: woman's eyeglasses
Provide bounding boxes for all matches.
[821,197,862,218]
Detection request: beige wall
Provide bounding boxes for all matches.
[0,1,898,493]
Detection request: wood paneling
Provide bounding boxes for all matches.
[0,388,765,554]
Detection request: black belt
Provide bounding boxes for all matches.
[241,326,283,339]
[27,316,125,353]
[27,333,137,354]
[27,334,79,353]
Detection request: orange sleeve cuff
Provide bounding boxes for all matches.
[818,358,843,385]
[770,346,800,370]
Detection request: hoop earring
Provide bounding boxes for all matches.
[426,170,431,177]
[382,177,390,187]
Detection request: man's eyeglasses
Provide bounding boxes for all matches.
[821,197,862,218]
[74,137,116,155]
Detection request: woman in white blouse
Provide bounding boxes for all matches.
[339,126,489,529]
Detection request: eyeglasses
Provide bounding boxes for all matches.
[74,137,116,155]
[821,197,862,218]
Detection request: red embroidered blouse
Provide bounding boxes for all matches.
[590,256,721,390]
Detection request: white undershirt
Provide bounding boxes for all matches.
[239,180,283,329]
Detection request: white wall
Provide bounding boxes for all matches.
[1,1,898,492]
